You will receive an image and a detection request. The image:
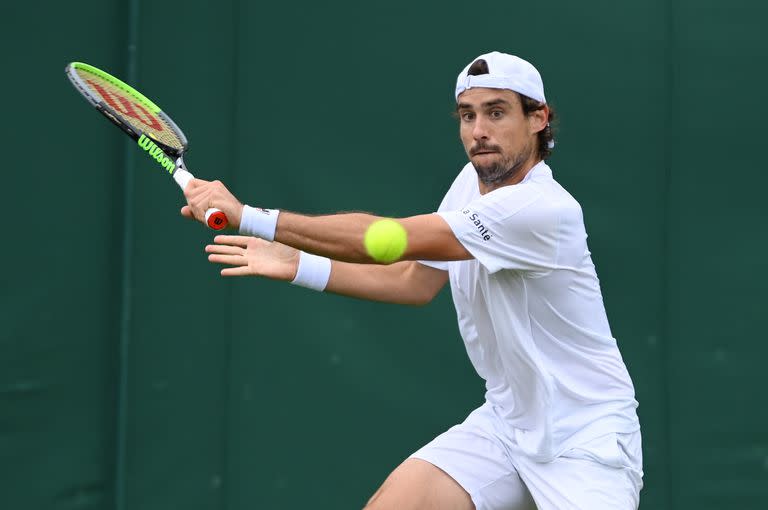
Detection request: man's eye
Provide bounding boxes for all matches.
[490,110,504,119]
[461,112,475,121]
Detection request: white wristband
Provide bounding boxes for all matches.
[239,205,279,241]
[291,251,331,291]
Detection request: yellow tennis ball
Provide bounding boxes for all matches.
[364,219,408,263]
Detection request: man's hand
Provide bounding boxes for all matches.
[206,235,300,280]
[181,179,245,230]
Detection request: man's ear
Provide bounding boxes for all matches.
[529,105,550,135]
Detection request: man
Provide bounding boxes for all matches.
[182,51,643,509]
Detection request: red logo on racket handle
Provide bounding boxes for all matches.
[206,210,228,230]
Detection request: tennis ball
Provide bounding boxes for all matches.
[364,219,408,263]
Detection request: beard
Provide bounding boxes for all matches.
[470,141,535,187]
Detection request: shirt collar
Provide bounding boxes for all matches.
[521,160,552,183]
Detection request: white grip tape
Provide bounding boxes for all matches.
[239,205,279,241]
[205,208,225,224]
[291,251,332,291]
[173,168,194,190]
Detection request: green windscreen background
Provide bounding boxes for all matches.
[2,0,766,509]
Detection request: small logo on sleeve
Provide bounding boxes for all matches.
[462,208,492,241]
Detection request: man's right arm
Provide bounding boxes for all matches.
[326,260,448,306]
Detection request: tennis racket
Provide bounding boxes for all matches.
[65,61,228,230]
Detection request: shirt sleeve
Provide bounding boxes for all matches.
[418,259,451,271]
[437,184,561,274]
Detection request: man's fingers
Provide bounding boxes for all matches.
[221,266,253,277]
[208,254,246,266]
[214,235,252,247]
[183,180,214,223]
[205,244,243,255]
[184,178,209,191]
[181,205,194,218]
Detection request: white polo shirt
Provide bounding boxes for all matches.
[422,161,640,461]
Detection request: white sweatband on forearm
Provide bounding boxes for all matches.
[291,251,332,291]
[239,205,279,241]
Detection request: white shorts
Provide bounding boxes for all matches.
[410,403,643,510]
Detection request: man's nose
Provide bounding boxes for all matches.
[472,116,490,140]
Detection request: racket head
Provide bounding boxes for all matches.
[65,62,188,156]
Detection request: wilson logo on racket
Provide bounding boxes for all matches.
[138,134,176,173]
[86,79,165,131]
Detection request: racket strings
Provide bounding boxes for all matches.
[73,68,184,151]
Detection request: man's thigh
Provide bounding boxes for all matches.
[514,431,643,510]
[515,456,638,510]
[364,458,474,510]
[372,403,536,510]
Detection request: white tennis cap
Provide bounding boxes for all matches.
[455,51,546,104]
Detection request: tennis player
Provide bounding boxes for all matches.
[182,51,643,510]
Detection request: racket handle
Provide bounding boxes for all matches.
[205,209,228,230]
[173,167,229,230]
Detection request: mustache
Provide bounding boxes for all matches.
[470,143,502,156]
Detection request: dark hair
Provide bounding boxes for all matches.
[466,58,556,160]
[520,95,556,160]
